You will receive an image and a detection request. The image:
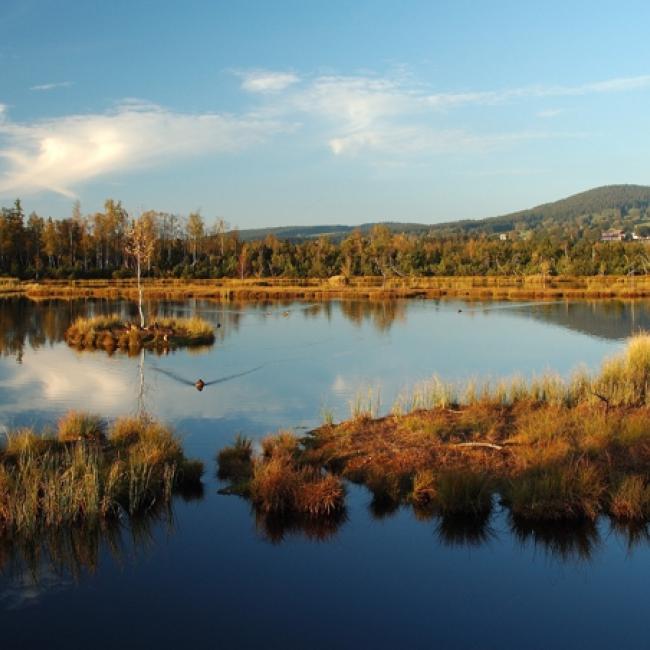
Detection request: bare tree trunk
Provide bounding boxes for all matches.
[137,256,145,328]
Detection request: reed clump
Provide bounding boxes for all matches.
[217,431,345,520]
[0,412,203,536]
[65,315,215,352]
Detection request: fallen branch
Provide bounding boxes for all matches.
[451,442,505,451]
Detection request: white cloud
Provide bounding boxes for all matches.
[240,70,299,93]
[0,102,284,197]
[30,81,74,91]
[290,76,411,127]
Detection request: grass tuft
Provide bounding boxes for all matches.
[57,411,105,442]
[0,411,202,536]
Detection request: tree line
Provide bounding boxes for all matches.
[3,198,650,279]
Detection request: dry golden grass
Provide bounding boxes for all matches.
[609,475,650,520]
[57,411,106,442]
[310,398,650,521]
[0,412,203,535]
[156,316,214,340]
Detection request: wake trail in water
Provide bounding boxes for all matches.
[461,300,563,314]
[150,364,267,387]
[150,352,319,389]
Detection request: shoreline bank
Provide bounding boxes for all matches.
[3,275,650,301]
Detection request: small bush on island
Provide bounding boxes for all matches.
[64,314,215,352]
[0,412,203,536]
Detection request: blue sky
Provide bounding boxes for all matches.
[1,0,650,228]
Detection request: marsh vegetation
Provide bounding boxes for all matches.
[0,412,203,538]
[220,334,650,527]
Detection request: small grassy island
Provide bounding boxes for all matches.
[220,335,650,525]
[217,433,347,540]
[64,314,215,352]
[0,412,203,536]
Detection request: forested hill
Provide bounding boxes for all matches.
[237,184,650,241]
[429,184,650,236]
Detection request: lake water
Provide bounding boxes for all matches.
[1,297,650,649]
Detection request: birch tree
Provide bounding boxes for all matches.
[125,214,156,328]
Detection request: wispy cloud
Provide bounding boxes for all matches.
[271,72,649,155]
[269,74,597,156]
[422,75,650,109]
[0,102,284,197]
[240,70,299,93]
[30,81,74,91]
[3,70,649,196]
[328,126,581,157]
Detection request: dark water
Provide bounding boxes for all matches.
[1,297,650,649]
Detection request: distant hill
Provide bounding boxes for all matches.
[235,185,650,241]
[236,221,431,242]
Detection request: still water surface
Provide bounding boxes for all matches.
[1,297,649,649]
